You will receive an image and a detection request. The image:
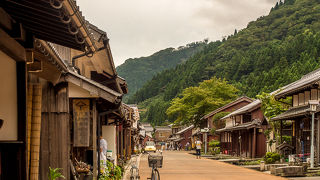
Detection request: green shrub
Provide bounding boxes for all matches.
[208,140,220,148]
[282,136,292,144]
[48,167,65,180]
[271,153,280,162]
[266,158,274,164]
[263,152,281,164]
[99,161,123,180]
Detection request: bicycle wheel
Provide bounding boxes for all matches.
[153,168,160,180]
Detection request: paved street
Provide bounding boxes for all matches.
[139,151,287,180]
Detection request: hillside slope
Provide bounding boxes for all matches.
[116,42,206,101]
[129,0,320,125]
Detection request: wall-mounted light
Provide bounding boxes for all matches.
[309,100,319,112]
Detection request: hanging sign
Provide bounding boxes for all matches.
[73,99,90,147]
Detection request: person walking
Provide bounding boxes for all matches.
[195,138,202,159]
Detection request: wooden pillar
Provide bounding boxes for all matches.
[296,120,300,154]
[92,100,97,180]
[317,116,320,165]
[280,120,283,143]
[249,130,252,158]
[231,132,233,155]
[129,129,132,157]
[121,126,124,159]
[239,131,241,157]
[252,128,257,158]
[116,125,119,161]
[97,115,101,179]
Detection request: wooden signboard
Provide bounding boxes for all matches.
[73,99,90,147]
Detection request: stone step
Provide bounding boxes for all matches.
[273,166,305,177]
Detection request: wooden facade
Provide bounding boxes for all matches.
[200,97,253,149]
[273,71,320,162]
[217,100,268,158]
[0,2,128,179]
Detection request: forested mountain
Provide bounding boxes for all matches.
[128,0,320,125]
[116,42,206,101]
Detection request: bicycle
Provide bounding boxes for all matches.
[147,154,163,180]
[130,155,140,180]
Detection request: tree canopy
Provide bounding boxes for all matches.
[166,77,238,127]
[116,41,206,101]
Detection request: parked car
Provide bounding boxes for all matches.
[144,141,156,153]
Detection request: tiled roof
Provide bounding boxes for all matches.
[64,70,122,103]
[2,0,96,51]
[216,119,261,132]
[221,100,261,120]
[155,126,171,132]
[271,105,319,121]
[176,125,194,135]
[275,68,320,98]
[202,96,253,120]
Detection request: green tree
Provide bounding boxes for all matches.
[257,92,290,149]
[166,77,238,127]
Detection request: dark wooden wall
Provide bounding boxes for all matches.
[39,81,70,180]
[256,131,267,157]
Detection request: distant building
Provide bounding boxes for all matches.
[154,126,172,142]
[216,100,268,158]
[200,96,253,150]
[169,125,194,150]
[141,122,154,138]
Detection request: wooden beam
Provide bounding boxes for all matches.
[12,23,26,41]
[26,49,34,64]
[27,59,42,72]
[0,27,26,61]
[0,8,12,30]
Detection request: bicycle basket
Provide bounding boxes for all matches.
[148,155,163,168]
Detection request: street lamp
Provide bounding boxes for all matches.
[309,100,319,168]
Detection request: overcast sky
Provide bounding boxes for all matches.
[77,0,278,67]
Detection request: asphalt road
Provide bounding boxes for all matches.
[139,150,287,180]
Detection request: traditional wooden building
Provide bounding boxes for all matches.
[154,126,172,149]
[0,1,127,179]
[154,126,172,142]
[128,105,140,154]
[169,125,194,149]
[272,68,320,162]
[216,100,268,158]
[200,97,253,149]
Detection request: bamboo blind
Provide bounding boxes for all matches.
[27,84,33,177]
[30,84,42,180]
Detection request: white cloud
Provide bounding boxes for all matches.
[77,0,277,66]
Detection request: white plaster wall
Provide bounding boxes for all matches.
[102,125,117,165]
[225,118,233,128]
[0,50,17,140]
